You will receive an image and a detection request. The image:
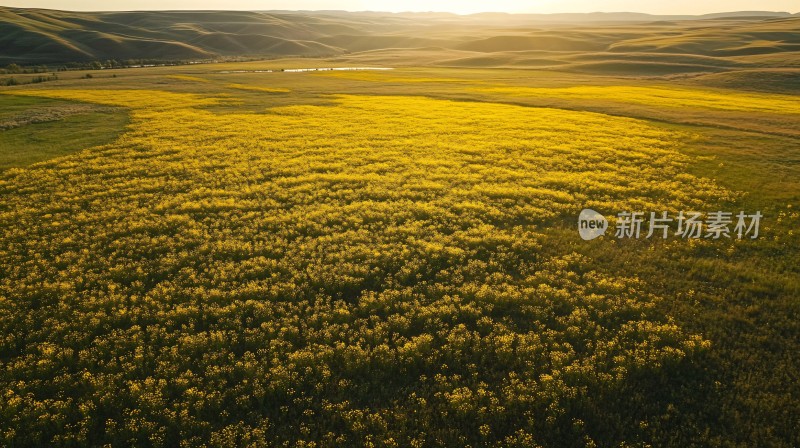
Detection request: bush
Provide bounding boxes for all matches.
[30,75,57,84]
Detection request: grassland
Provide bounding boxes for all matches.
[0,94,128,169]
[0,59,798,448]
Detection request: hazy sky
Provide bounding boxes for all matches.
[2,0,798,14]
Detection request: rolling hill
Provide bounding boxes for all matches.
[0,8,350,63]
[1,6,799,85]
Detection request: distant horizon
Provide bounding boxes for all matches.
[2,7,799,16]
[1,0,798,15]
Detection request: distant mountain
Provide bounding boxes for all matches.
[457,11,792,22]
[699,11,794,19]
[0,7,797,65]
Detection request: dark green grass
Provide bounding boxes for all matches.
[0,94,69,121]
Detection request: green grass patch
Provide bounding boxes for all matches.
[0,95,128,169]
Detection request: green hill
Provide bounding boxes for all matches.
[0,8,348,63]
[1,6,799,87]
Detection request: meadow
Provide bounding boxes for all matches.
[0,63,798,447]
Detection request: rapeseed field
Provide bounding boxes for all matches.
[0,82,787,447]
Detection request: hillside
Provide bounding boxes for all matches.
[0,8,347,63]
[1,6,799,73]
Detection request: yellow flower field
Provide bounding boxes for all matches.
[474,85,800,114]
[0,87,731,446]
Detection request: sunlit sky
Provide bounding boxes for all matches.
[1,0,797,14]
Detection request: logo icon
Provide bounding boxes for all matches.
[578,208,608,240]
